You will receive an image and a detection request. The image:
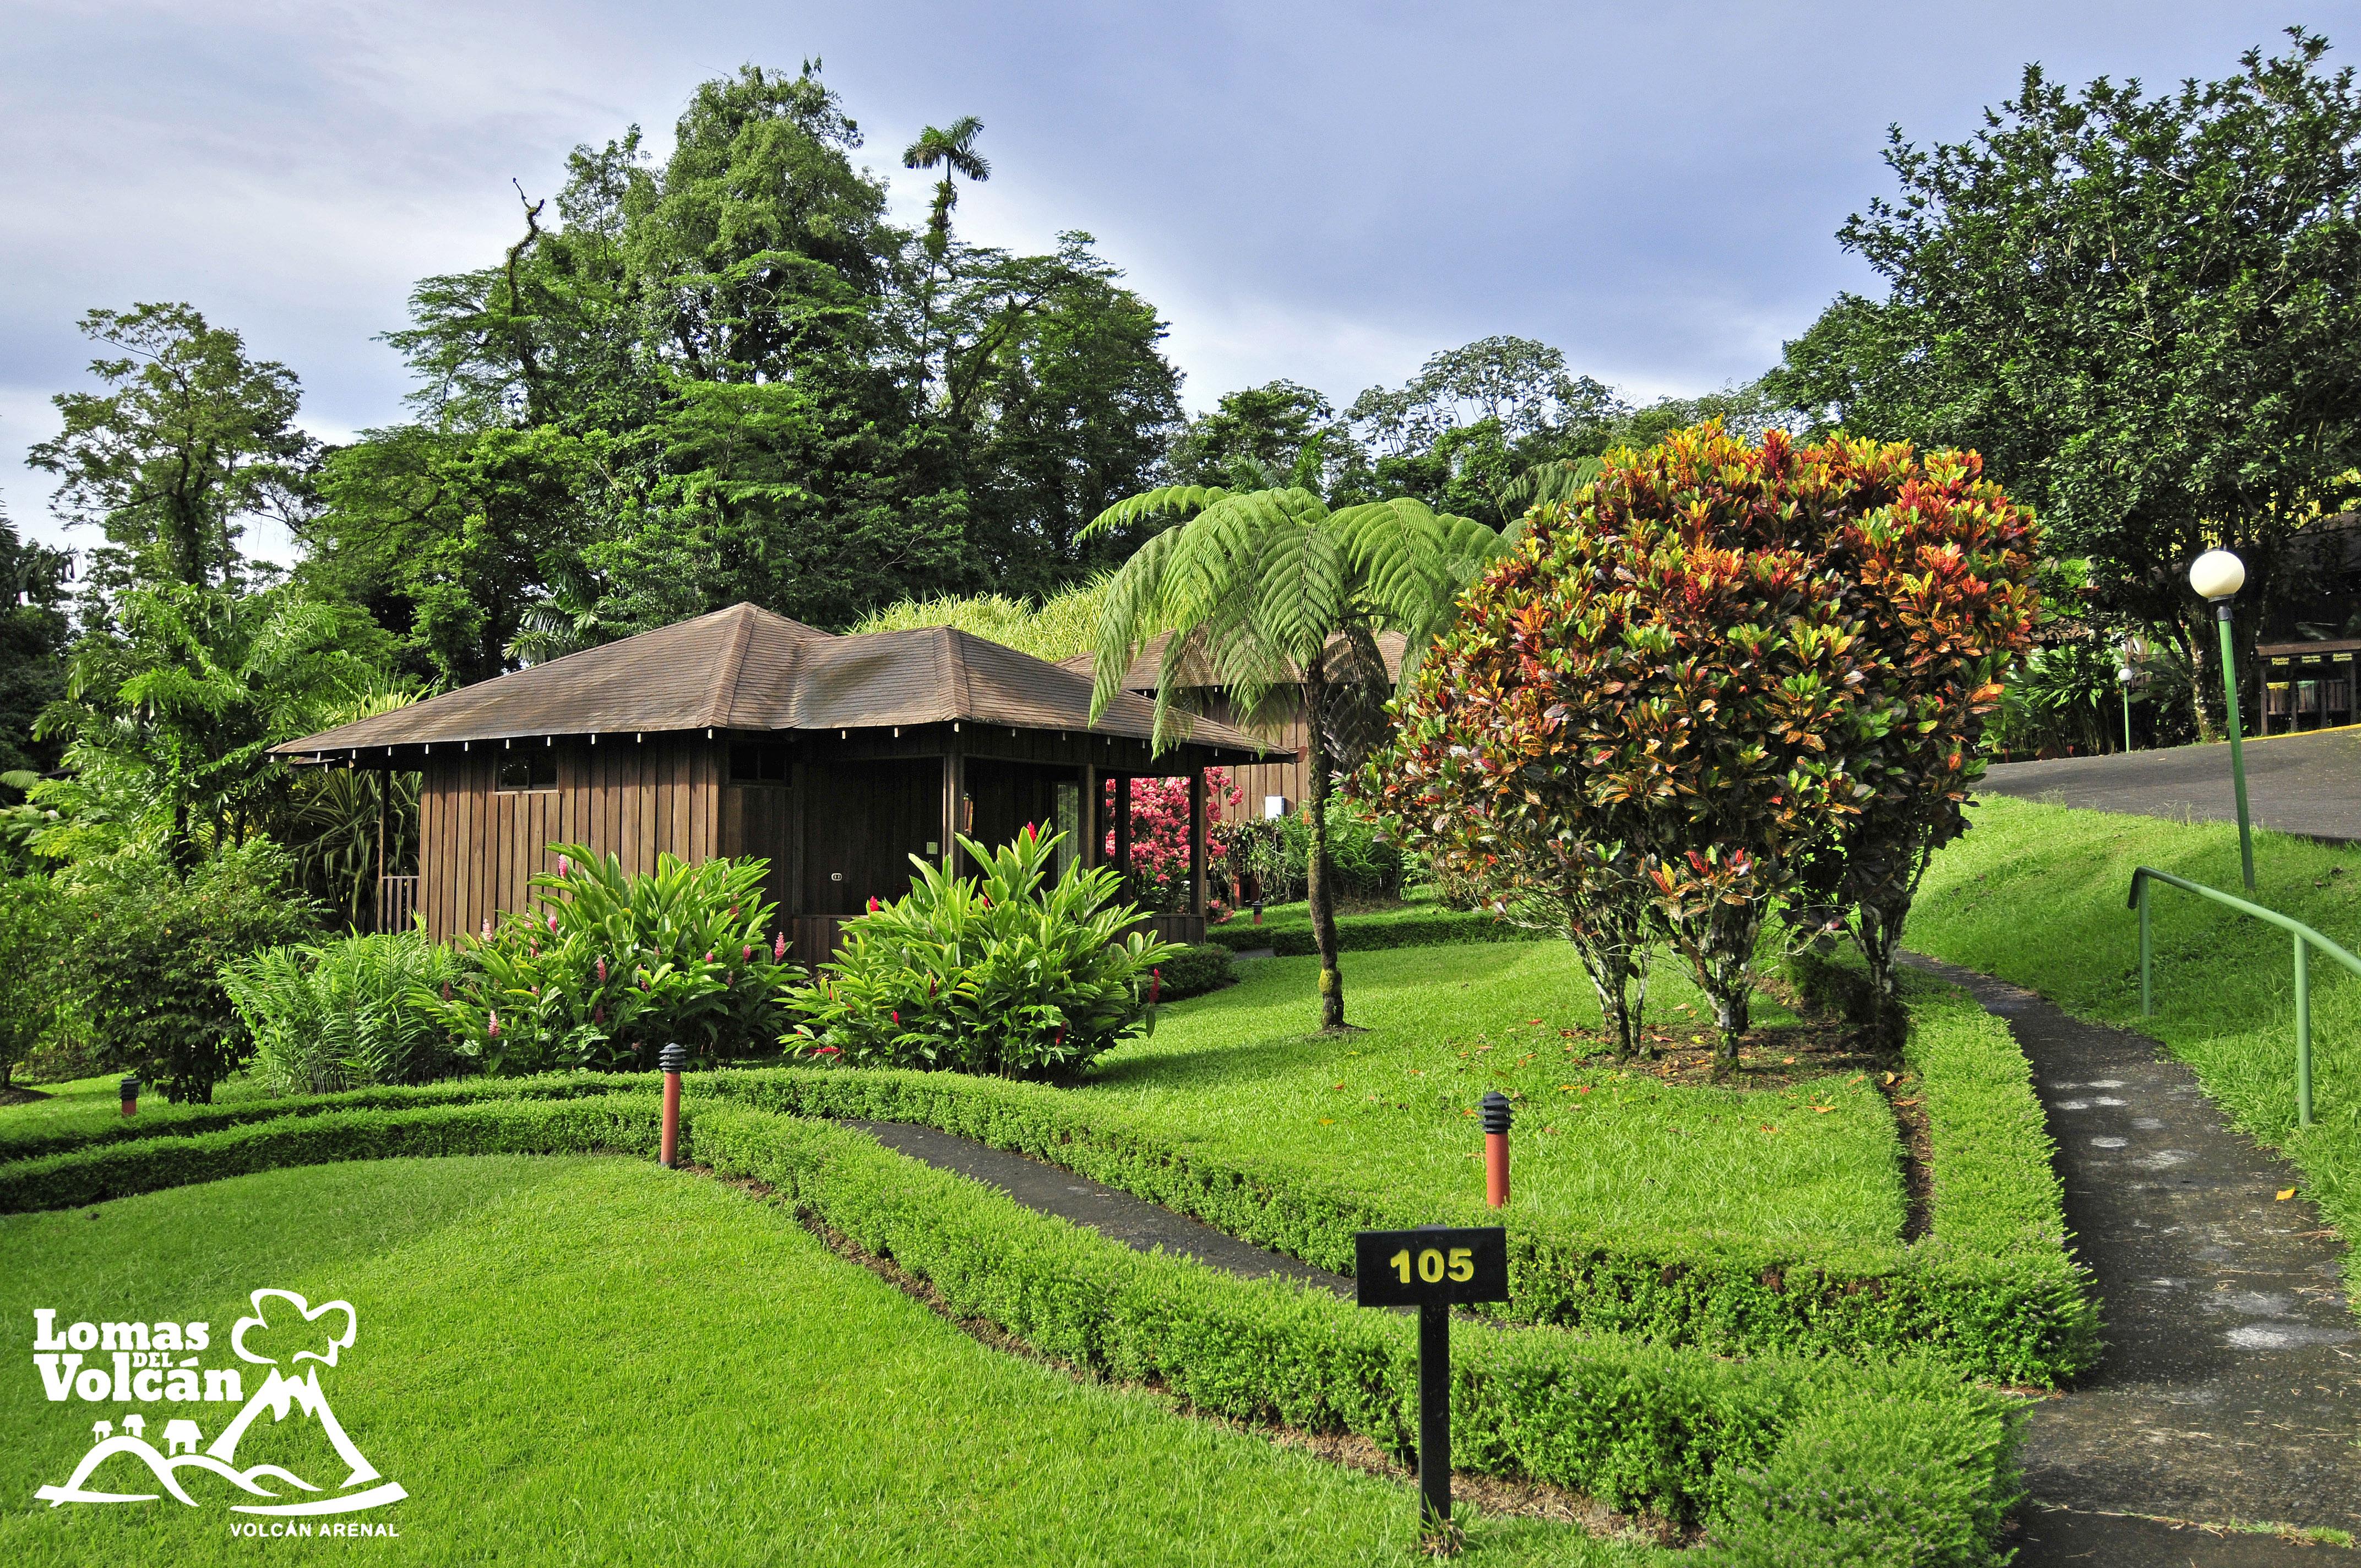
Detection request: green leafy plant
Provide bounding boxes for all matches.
[782,825,1178,1079]
[0,875,65,1089]
[63,840,322,1102]
[417,844,784,1075]
[224,928,472,1095]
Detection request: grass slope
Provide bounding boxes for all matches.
[1087,941,1903,1250]
[1910,793,2361,1242]
[0,1156,1654,1568]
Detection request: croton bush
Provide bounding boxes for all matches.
[1365,424,2038,1069]
[417,844,786,1074]
[782,825,1179,1079]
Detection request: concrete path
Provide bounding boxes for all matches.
[1905,955,2361,1564]
[846,1119,1351,1294]
[1982,727,2361,841]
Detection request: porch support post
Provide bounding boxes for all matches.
[1114,775,1134,895]
[1189,767,1207,920]
[1080,764,1098,868]
[942,740,965,875]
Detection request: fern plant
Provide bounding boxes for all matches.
[224,928,470,1095]
[1081,483,1505,1030]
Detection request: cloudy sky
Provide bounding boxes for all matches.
[3,0,2347,559]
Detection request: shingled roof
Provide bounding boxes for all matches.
[275,602,1276,758]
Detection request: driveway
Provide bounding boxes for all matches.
[1981,727,2361,842]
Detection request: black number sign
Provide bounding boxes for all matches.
[1353,1226,1509,1307]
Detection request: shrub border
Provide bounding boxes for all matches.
[0,971,2094,1384]
[0,1095,2022,1563]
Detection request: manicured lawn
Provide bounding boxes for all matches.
[1910,793,2361,1240]
[0,1155,1658,1568]
[1085,941,1906,1249]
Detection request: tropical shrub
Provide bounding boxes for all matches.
[64,840,322,1102]
[1370,426,2037,1068]
[1152,943,1233,1001]
[1787,447,2038,1041]
[782,825,1179,1079]
[1215,795,1405,907]
[1102,771,1241,911]
[224,928,471,1095]
[417,845,785,1075]
[0,875,66,1089]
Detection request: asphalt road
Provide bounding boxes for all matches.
[1981,727,2361,841]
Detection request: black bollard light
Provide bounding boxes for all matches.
[657,1043,688,1168]
[119,1076,140,1119]
[1480,1090,1511,1208]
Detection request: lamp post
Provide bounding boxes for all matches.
[2117,662,2136,754]
[2189,549,2256,892]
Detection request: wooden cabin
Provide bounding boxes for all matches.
[1058,630,1408,823]
[274,605,1277,961]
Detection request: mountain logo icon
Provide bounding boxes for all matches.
[34,1288,406,1517]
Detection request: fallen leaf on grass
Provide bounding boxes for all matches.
[1782,1056,1796,1065]
[1760,1124,1778,1134]
[1332,1082,1346,1091]
[1319,1118,1335,1125]
[2277,1188,2297,1201]
[1811,1106,1834,1115]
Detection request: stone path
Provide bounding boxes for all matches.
[1905,955,2361,1564]
[1982,727,2361,842]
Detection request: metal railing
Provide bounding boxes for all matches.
[2129,865,2361,1126]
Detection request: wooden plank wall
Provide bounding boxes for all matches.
[418,736,720,940]
[1197,694,1308,821]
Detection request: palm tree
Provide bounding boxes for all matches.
[1083,484,1505,1031]
[902,116,990,259]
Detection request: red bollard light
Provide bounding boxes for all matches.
[119,1076,139,1119]
[1480,1090,1512,1208]
[657,1043,688,1168]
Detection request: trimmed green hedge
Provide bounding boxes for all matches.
[0,1095,665,1211]
[0,1092,2021,1561]
[1,970,2092,1385]
[1154,943,1234,1001]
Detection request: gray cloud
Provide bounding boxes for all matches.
[4,0,2343,559]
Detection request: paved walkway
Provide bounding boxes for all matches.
[1905,955,2361,1565]
[1983,727,2361,841]
[851,974,2361,1566]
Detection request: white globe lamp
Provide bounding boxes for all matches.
[2189,549,2245,602]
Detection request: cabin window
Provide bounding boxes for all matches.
[497,753,557,792]
[1052,781,1080,876]
[730,742,790,783]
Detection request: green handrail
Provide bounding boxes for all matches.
[2128,865,2359,1126]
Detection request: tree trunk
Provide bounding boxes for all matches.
[1304,658,1346,1031]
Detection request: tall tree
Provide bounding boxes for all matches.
[1767,29,2361,733]
[29,304,315,593]
[904,115,990,260]
[0,509,73,774]
[1084,485,1505,1031]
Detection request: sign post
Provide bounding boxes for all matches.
[1353,1224,1509,1536]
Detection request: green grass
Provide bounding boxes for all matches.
[0,943,1903,1255]
[1910,793,2361,1241]
[0,1155,1658,1568]
[1085,941,1904,1250]
[1204,894,1525,953]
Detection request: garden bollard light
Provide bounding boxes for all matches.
[119,1076,139,1119]
[658,1043,688,1168]
[1480,1090,1512,1208]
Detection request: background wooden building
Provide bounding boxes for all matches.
[1059,630,1408,822]
[276,605,1275,961]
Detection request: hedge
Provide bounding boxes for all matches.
[1154,943,1234,1001]
[0,1096,665,1212]
[2,971,2093,1384]
[0,1092,2022,1563]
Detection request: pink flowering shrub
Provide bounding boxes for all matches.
[1102,769,1242,912]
